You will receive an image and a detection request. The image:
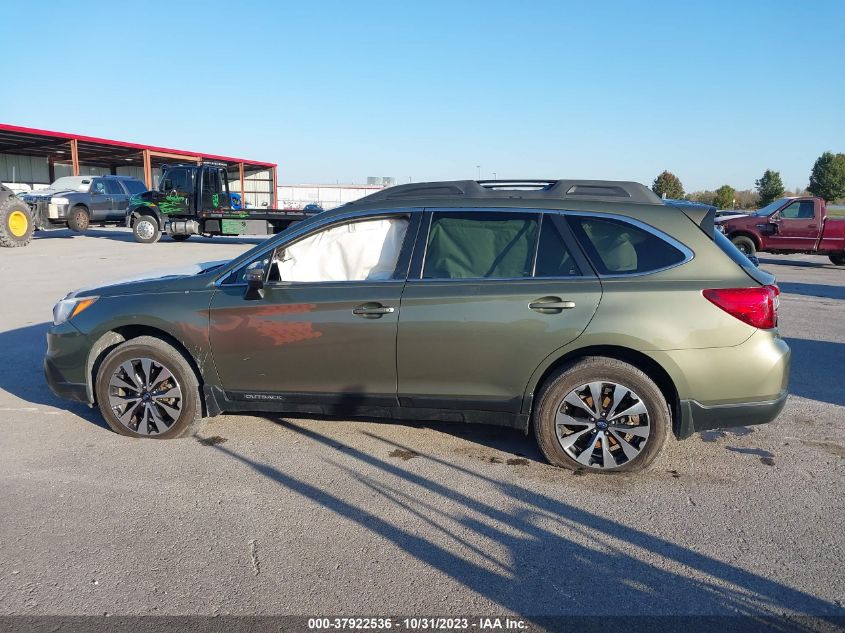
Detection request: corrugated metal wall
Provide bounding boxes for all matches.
[277,184,384,210]
[0,153,50,184]
[2,152,162,190]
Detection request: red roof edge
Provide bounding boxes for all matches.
[0,123,277,169]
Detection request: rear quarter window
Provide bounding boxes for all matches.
[568,215,687,275]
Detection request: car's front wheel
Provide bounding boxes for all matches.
[67,206,90,232]
[731,235,756,257]
[95,336,202,438]
[132,214,161,244]
[533,357,669,473]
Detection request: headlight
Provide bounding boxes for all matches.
[52,296,98,326]
[50,197,70,205]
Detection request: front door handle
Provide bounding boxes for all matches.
[353,302,395,318]
[529,297,576,313]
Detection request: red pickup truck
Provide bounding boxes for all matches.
[716,196,845,265]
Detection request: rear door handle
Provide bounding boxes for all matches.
[529,297,576,312]
[353,302,395,318]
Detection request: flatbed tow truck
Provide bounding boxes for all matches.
[127,162,318,243]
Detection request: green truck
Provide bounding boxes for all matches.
[127,162,317,243]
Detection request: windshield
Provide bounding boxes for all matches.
[50,176,92,192]
[123,180,147,195]
[753,198,790,216]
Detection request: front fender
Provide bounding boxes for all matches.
[127,204,163,228]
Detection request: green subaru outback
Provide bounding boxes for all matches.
[45,179,789,472]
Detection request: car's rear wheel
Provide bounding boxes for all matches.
[67,206,90,232]
[95,336,202,439]
[731,235,756,257]
[829,252,845,266]
[533,357,669,473]
[132,214,161,244]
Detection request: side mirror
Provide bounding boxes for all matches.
[244,267,265,300]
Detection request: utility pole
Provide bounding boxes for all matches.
[476,165,481,180]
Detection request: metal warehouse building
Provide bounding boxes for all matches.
[0,123,278,207]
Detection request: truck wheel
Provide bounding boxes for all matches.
[67,206,90,232]
[170,234,191,242]
[133,215,161,244]
[533,357,669,473]
[95,336,203,439]
[829,252,845,266]
[0,196,34,247]
[731,235,756,257]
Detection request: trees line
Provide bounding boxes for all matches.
[651,152,845,209]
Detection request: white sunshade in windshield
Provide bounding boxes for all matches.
[50,176,93,192]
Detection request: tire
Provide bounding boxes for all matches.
[533,357,670,473]
[67,206,90,232]
[731,235,756,257]
[170,234,191,242]
[0,196,34,247]
[829,252,845,266]
[132,214,161,244]
[95,336,203,439]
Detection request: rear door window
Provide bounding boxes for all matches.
[422,211,539,279]
[567,215,687,275]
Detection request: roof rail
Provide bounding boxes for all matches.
[354,179,663,205]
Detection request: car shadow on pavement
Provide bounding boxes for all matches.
[210,419,845,625]
[0,321,107,429]
[783,338,845,407]
[34,228,267,246]
[758,257,838,269]
[778,282,845,301]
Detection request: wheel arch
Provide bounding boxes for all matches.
[86,325,207,410]
[129,205,163,228]
[524,344,681,437]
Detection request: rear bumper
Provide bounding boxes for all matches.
[676,390,788,439]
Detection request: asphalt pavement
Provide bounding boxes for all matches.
[0,228,843,620]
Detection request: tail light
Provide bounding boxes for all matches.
[702,285,780,329]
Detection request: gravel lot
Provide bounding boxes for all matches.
[0,228,843,619]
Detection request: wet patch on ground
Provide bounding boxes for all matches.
[800,440,845,459]
[700,427,754,442]
[196,435,227,446]
[725,447,774,458]
[389,448,419,461]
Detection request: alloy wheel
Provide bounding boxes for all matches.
[555,381,651,470]
[135,220,156,241]
[107,357,183,435]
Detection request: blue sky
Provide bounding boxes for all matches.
[2,0,843,191]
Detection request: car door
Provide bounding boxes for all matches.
[88,179,111,221]
[159,167,194,217]
[104,179,128,220]
[767,199,820,250]
[396,210,602,414]
[208,211,419,407]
